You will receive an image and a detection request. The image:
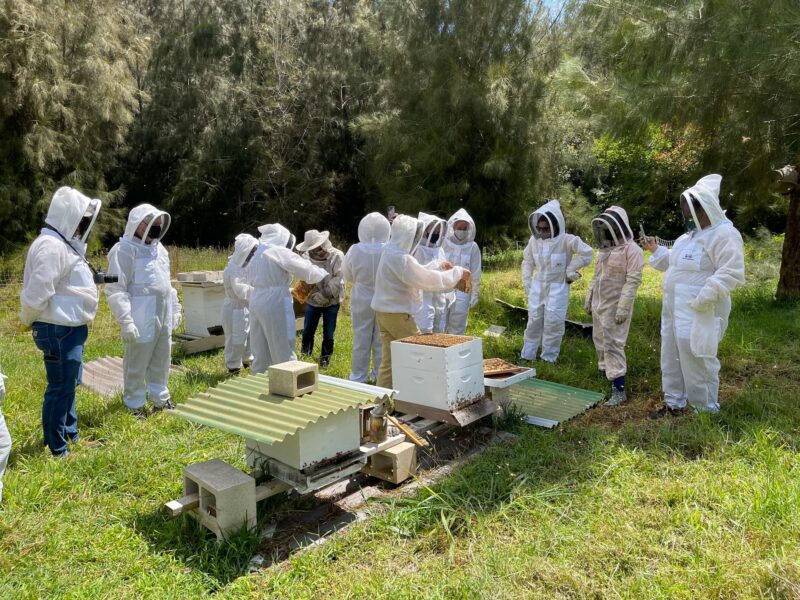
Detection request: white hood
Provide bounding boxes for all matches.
[681,174,727,227]
[529,199,566,240]
[592,205,634,247]
[45,186,101,242]
[123,204,171,244]
[230,233,259,267]
[258,223,293,249]
[358,212,391,244]
[388,214,423,254]
[447,208,476,245]
[417,211,447,248]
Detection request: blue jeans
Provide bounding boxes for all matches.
[301,304,340,361]
[31,322,88,455]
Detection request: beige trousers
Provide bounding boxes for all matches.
[375,312,420,388]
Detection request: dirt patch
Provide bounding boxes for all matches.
[399,333,476,348]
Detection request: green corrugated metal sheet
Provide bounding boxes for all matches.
[508,378,604,428]
[174,373,375,445]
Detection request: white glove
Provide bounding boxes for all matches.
[171,306,182,331]
[614,308,629,324]
[19,304,40,327]
[121,323,140,343]
[688,298,713,313]
[566,271,581,283]
[469,294,479,308]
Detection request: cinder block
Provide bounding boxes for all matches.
[268,360,318,398]
[183,459,257,541]
[362,442,417,484]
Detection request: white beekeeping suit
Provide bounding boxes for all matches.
[222,234,258,372]
[442,208,482,335]
[648,174,745,414]
[19,187,101,327]
[0,369,9,504]
[521,199,593,363]
[248,223,326,374]
[342,212,391,383]
[586,206,644,406]
[106,204,182,413]
[411,212,450,333]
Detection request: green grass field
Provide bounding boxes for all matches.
[1,238,799,598]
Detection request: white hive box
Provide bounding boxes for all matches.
[178,271,225,337]
[245,408,361,472]
[391,334,485,415]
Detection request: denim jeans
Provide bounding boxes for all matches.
[31,322,88,455]
[301,304,340,361]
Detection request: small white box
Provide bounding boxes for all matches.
[393,363,485,412]
[182,284,225,337]
[391,336,482,374]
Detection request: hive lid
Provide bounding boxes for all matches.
[174,373,385,445]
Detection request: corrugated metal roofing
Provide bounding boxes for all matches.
[174,373,379,445]
[508,378,604,428]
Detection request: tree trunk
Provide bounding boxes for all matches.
[777,190,800,301]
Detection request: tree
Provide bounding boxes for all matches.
[570,0,800,298]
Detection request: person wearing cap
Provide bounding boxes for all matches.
[20,187,102,457]
[248,224,327,373]
[371,214,470,388]
[586,206,644,407]
[106,205,182,419]
[297,230,345,368]
[222,234,258,374]
[642,174,745,418]
[521,199,593,364]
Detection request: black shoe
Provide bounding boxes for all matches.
[319,356,331,369]
[228,368,241,375]
[648,405,687,420]
[153,399,176,412]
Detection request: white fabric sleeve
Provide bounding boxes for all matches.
[321,252,345,299]
[104,246,135,328]
[566,235,594,273]
[470,243,482,301]
[231,278,253,302]
[20,240,68,315]
[275,248,327,283]
[648,245,670,272]
[400,257,463,292]
[342,248,355,283]
[170,287,182,330]
[696,228,746,306]
[617,244,645,315]
[521,239,535,290]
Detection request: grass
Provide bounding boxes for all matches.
[1,238,799,598]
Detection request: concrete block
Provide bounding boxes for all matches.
[362,441,417,484]
[268,360,318,398]
[183,459,257,541]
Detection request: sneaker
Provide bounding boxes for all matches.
[52,450,71,459]
[153,399,176,412]
[319,357,331,369]
[648,405,687,420]
[228,368,241,375]
[129,407,147,420]
[604,389,627,407]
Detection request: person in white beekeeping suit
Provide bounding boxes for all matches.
[643,174,745,418]
[371,214,470,388]
[0,368,10,503]
[106,205,182,419]
[20,186,102,457]
[342,212,391,383]
[248,224,327,374]
[411,212,451,333]
[222,234,258,374]
[442,208,482,335]
[585,206,644,407]
[521,199,593,363]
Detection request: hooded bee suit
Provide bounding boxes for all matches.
[0,370,8,503]
[20,186,101,455]
[442,208,482,335]
[222,234,258,371]
[371,214,466,388]
[342,213,391,382]
[412,212,451,333]
[586,207,644,401]
[649,175,745,412]
[521,199,593,363]
[248,224,327,374]
[106,205,181,411]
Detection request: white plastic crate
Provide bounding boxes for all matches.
[390,336,482,374]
